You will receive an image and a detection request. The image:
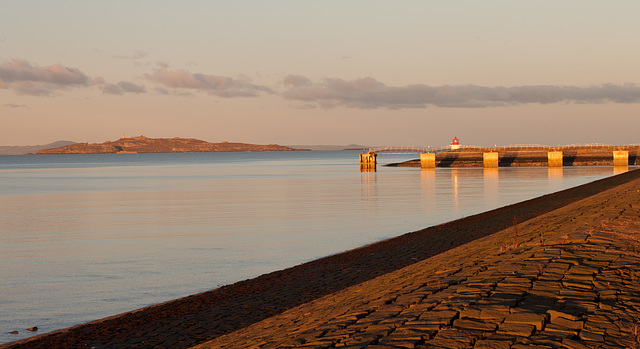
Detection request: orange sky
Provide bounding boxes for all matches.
[1,1,639,147]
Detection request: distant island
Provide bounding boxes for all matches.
[36,136,300,154]
[0,141,77,155]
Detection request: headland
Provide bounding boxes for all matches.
[35,136,299,154]
[4,169,640,348]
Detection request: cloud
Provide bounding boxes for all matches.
[102,81,146,95]
[281,76,640,109]
[112,50,148,60]
[144,68,273,97]
[4,103,26,108]
[93,76,147,95]
[0,59,91,96]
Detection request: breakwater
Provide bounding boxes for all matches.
[387,146,640,168]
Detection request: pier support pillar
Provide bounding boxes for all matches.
[613,151,629,166]
[548,151,563,167]
[483,152,499,168]
[420,153,436,168]
[359,153,377,171]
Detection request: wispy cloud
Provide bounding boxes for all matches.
[0,59,92,96]
[94,77,147,95]
[4,103,26,108]
[112,50,148,60]
[282,75,640,109]
[144,68,273,97]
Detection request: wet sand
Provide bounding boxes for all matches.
[4,169,640,349]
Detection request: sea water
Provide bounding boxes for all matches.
[0,151,627,344]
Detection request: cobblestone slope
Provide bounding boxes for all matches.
[197,176,640,348]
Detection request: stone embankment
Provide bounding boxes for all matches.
[199,171,640,348]
[4,170,640,349]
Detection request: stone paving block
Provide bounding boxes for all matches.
[538,274,564,282]
[543,323,578,335]
[475,305,511,319]
[407,301,437,312]
[497,277,532,287]
[510,344,553,349]
[401,321,443,331]
[579,329,604,342]
[362,323,396,335]
[527,288,559,298]
[418,310,459,325]
[517,296,557,313]
[335,333,380,347]
[419,338,473,348]
[560,300,598,313]
[546,309,580,321]
[297,339,337,348]
[473,338,514,349]
[428,328,485,347]
[568,265,598,274]
[379,340,421,348]
[558,288,596,299]
[497,322,536,336]
[378,332,425,345]
[521,332,571,347]
[452,318,499,331]
[562,338,591,349]
[553,258,581,266]
[503,311,547,330]
[551,316,584,330]
[604,336,634,348]
[459,305,482,318]
[484,292,523,307]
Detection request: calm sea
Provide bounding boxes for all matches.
[0,151,628,344]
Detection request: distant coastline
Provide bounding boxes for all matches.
[34,136,301,154]
[0,141,76,155]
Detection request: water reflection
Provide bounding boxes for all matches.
[548,167,563,179]
[451,168,460,208]
[360,171,377,199]
[613,165,629,175]
[483,168,499,181]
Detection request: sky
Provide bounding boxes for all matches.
[1,1,639,147]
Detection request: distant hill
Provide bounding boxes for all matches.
[0,141,77,155]
[286,144,370,151]
[36,136,298,154]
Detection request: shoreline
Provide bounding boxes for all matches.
[4,169,640,349]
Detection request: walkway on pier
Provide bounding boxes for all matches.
[360,144,639,170]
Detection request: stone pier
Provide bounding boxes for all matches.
[548,151,563,167]
[483,152,498,168]
[359,153,377,171]
[613,150,629,166]
[420,153,435,168]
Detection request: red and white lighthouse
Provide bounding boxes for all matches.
[450,136,460,150]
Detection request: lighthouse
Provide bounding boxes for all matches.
[450,137,460,150]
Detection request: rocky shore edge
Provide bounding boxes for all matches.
[4,169,640,349]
